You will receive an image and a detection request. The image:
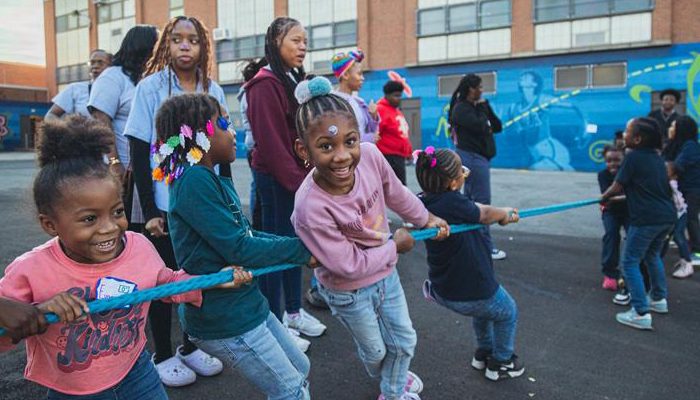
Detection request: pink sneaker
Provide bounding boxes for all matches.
[602,276,618,291]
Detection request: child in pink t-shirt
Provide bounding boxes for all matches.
[0,116,247,398]
[291,77,450,400]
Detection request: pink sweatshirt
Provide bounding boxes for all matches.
[0,231,202,395]
[292,143,429,291]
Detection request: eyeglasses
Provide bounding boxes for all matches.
[461,165,470,179]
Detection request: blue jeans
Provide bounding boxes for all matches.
[674,213,692,261]
[46,350,167,400]
[318,269,416,400]
[621,224,673,314]
[456,149,494,252]
[254,170,303,319]
[189,312,310,400]
[428,284,518,362]
[601,212,627,279]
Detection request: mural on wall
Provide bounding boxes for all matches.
[0,102,51,151]
[412,44,700,172]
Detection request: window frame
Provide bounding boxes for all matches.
[554,61,627,90]
[56,63,91,85]
[308,21,358,51]
[533,0,655,24]
[437,71,498,98]
[55,10,89,33]
[416,1,512,38]
[215,34,266,63]
[97,0,129,24]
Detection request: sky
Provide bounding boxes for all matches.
[0,0,46,65]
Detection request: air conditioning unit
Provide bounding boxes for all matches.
[213,28,232,41]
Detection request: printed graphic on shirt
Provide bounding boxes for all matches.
[397,116,409,138]
[56,285,146,373]
[337,188,389,240]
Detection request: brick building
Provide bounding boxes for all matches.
[39,0,700,170]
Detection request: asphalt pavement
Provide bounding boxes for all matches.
[0,156,698,400]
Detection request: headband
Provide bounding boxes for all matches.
[331,49,364,78]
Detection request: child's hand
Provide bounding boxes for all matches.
[307,255,321,269]
[37,293,89,324]
[499,208,519,225]
[0,298,48,343]
[217,266,253,289]
[424,213,450,241]
[393,228,415,254]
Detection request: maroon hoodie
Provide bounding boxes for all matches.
[245,68,309,192]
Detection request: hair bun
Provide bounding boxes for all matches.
[294,76,333,104]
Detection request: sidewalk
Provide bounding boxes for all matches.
[0,151,36,162]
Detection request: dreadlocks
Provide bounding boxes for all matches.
[143,16,213,92]
[265,17,306,107]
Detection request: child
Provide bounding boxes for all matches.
[331,49,380,143]
[667,116,700,267]
[157,93,315,399]
[665,162,694,278]
[601,117,676,330]
[291,77,450,400]
[124,15,229,385]
[414,147,524,382]
[598,145,627,291]
[0,116,246,399]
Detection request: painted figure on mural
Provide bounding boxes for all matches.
[502,71,577,171]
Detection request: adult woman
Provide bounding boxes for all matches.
[244,17,326,349]
[448,73,505,260]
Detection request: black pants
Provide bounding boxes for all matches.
[384,154,407,185]
[146,214,197,363]
[685,192,700,253]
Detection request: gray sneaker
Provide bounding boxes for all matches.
[647,296,668,314]
[491,248,507,260]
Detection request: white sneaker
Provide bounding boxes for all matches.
[152,354,197,387]
[406,371,423,394]
[287,327,310,353]
[176,346,223,377]
[377,393,421,400]
[284,308,327,337]
[673,259,694,279]
[491,248,507,260]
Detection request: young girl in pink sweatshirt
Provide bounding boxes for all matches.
[0,116,246,399]
[291,77,450,400]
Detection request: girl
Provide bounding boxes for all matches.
[601,117,676,330]
[291,77,450,400]
[331,49,379,143]
[0,116,245,399]
[123,16,228,386]
[245,17,326,346]
[665,162,693,278]
[414,147,524,382]
[156,93,315,400]
[667,116,700,269]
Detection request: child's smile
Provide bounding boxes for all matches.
[41,177,128,264]
[304,116,360,195]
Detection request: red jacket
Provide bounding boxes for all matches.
[245,68,309,192]
[376,98,412,158]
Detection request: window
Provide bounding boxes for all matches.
[170,0,185,18]
[555,62,626,90]
[417,1,511,37]
[55,10,89,33]
[97,0,133,24]
[216,34,265,62]
[308,22,357,50]
[56,64,90,85]
[438,72,497,97]
[534,0,654,23]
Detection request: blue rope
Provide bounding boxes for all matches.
[0,198,599,337]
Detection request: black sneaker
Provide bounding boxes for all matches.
[471,348,491,371]
[485,355,525,381]
[613,287,630,306]
[305,287,330,310]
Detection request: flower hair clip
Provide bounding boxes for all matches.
[412,146,437,168]
[151,122,213,184]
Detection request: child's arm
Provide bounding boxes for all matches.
[600,181,623,203]
[0,297,48,345]
[296,221,399,280]
[477,204,519,225]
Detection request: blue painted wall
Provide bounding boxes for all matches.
[0,101,50,151]
[358,43,700,172]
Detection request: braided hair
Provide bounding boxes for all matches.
[265,17,306,107]
[34,115,116,214]
[629,117,663,150]
[415,148,462,194]
[143,16,213,92]
[295,79,356,141]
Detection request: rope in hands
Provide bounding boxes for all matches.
[0,198,600,337]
